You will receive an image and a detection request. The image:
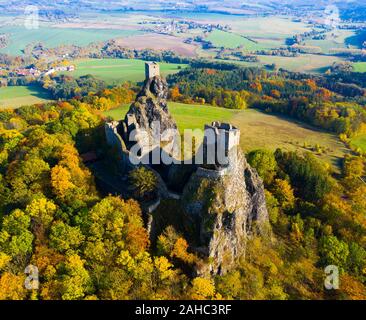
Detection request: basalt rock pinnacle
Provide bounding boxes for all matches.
[125,76,177,135]
[181,151,270,276]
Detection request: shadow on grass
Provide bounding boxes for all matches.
[27,85,52,100]
[345,30,366,48]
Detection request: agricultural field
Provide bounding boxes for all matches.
[303,39,343,54]
[0,26,141,56]
[229,16,311,40]
[351,134,366,152]
[259,54,345,73]
[63,59,187,85]
[104,103,349,168]
[304,30,360,54]
[231,109,349,169]
[0,14,352,76]
[229,54,345,73]
[353,62,366,73]
[206,30,268,50]
[0,86,51,109]
[114,34,198,57]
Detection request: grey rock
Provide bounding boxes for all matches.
[125,76,177,135]
[181,150,270,276]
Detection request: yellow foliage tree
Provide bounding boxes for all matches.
[0,272,27,300]
[272,179,295,210]
[189,277,216,300]
[51,165,75,199]
[171,237,196,265]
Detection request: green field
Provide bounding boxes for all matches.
[206,30,267,50]
[0,26,141,56]
[353,62,366,73]
[104,103,349,168]
[63,59,187,85]
[304,30,359,54]
[259,54,345,73]
[205,17,314,52]
[0,86,51,109]
[230,54,345,73]
[230,16,310,39]
[231,109,348,167]
[351,135,366,152]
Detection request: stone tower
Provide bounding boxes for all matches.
[145,62,160,79]
[202,121,240,168]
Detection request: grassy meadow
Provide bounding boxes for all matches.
[353,62,366,73]
[205,17,318,52]
[304,30,359,54]
[228,54,345,73]
[104,102,349,168]
[229,16,310,39]
[63,59,187,85]
[231,109,349,169]
[206,30,267,50]
[0,86,52,109]
[259,54,345,73]
[350,135,366,152]
[0,26,141,56]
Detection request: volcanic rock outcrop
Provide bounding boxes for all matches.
[104,63,270,277]
[124,75,177,139]
[181,148,269,276]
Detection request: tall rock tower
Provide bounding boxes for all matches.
[124,62,177,138]
[181,122,269,276]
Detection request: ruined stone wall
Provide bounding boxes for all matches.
[227,129,240,150]
[104,121,131,172]
[105,122,126,153]
[196,167,229,179]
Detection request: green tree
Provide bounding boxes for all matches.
[129,167,158,199]
[343,156,364,179]
[0,209,34,264]
[50,221,85,253]
[216,271,242,299]
[319,236,349,272]
[275,151,333,202]
[347,242,366,280]
[247,149,277,185]
[85,197,149,260]
[58,254,92,300]
[25,198,57,230]
[6,157,50,205]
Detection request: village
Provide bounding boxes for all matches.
[140,19,230,35]
[0,63,75,86]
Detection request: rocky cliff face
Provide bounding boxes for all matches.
[181,150,269,276]
[125,76,177,135]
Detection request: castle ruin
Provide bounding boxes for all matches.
[103,62,269,276]
[105,62,241,181]
[202,121,240,168]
